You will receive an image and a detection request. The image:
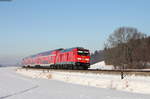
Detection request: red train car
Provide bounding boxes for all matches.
[22,47,90,69]
[22,48,63,67]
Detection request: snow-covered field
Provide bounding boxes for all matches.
[1,67,150,99]
[16,68,150,95]
[90,61,114,70]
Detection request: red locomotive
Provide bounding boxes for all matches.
[22,47,90,70]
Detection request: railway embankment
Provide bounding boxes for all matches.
[16,68,150,94]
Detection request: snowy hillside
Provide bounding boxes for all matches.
[16,68,150,95]
[89,61,114,70]
[1,67,150,99]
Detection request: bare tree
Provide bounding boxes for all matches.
[105,27,146,69]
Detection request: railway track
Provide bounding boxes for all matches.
[22,66,150,72]
[21,67,150,77]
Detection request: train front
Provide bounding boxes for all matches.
[76,48,90,69]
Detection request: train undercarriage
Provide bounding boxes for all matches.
[23,63,90,70]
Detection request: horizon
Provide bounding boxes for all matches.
[0,0,150,65]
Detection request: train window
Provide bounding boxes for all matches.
[77,50,89,56]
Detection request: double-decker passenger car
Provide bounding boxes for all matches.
[22,47,90,70]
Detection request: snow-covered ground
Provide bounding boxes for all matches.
[89,61,114,70]
[16,68,150,95]
[1,67,150,99]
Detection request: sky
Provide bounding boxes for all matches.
[0,0,150,65]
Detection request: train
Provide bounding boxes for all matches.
[22,47,90,70]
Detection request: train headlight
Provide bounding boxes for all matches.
[77,58,82,60]
[85,58,89,61]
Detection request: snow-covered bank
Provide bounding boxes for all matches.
[90,61,114,70]
[16,68,150,94]
[16,68,52,79]
[2,67,150,99]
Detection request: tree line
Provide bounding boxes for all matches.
[91,27,150,69]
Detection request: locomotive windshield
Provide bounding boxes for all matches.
[77,50,89,56]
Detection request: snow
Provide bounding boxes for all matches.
[89,61,114,70]
[16,68,150,95]
[0,67,150,99]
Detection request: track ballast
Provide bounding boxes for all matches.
[22,67,150,77]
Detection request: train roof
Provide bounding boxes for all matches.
[37,48,63,56]
[61,47,88,53]
[24,48,63,59]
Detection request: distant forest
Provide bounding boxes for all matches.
[0,64,3,67]
[91,27,150,69]
[90,50,105,65]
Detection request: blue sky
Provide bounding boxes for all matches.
[0,0,150,65]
